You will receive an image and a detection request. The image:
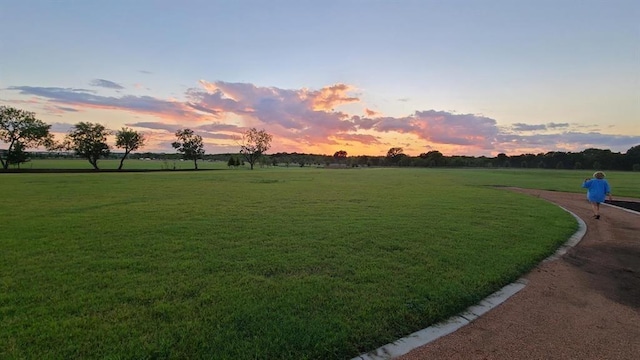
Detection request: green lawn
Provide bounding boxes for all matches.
[1,167,637,359]
[10,158,229,170]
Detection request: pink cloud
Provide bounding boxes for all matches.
[364,108,380,117]
[6,81,638,156]
[412,110,498,149]
[333,133,382,145]
[188,81,359,145]
[8,86,209,122]
[309,83,359,111]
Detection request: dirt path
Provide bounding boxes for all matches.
[398,189,640,360]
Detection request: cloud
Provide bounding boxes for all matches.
[6,80,638,156]
[511,122,570,132]
[198,132,238,140]
[56,106,79,112]
[127,121,239,141]
[371,116,415,133]
[496,131,640,155]
[364,108,379,117]
[309,83,359,111]
[126,122,182,133]
[194,122,241,132]
[48,122,74,133]
[512,123,547,131]
[547,122,569,129]
[333,133,382,145]
[188,81,359,143]
[8,86,205,121]
[360,110,499,150]
[90,79,125,90]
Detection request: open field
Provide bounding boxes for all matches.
[8,158,230,171]
[7,159,640,198]
[1,167,638,359]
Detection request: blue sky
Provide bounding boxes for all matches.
[1,0,638,156]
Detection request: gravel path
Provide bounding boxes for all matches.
[398,189,640,360]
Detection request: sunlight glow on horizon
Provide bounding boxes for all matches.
[1,1,638,157]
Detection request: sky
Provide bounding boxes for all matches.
[1,0,638,157]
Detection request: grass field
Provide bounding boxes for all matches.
[10,158,229,171]
[1,166,638,359]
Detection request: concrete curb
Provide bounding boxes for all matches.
[352,206,587,360]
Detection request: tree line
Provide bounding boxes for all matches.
[2,105,639,171]
[0,106,272,170]
[266,146,640,171]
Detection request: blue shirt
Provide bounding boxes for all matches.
[582,178,610,203]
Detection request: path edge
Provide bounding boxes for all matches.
[352,206,587,360]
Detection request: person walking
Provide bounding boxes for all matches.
[582,171,612,219]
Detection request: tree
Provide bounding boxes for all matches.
[64,122,110,170]
[386,147,404,165]
[333,150,348,163]
[387,147,403,158]
[625,145,640,171]
[6,141,29,167]
[0,106,54,169]
[115,127,146,170]
[172,128,204,169]
[239,128,272,170]
[419,150,444,167]
[227,156,240,168]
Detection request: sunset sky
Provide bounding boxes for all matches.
[1,0,638,157]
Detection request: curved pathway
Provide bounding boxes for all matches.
[397,189,640,360]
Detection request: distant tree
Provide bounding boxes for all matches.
[115,127,146,170]
[625,145,640,171]
[419,150,444,167]
[495,153,509,167]
[333,150,348,163]
[582,148,613,170]
[355,155,370,167]
[228,156,241,168]
[626,145,640,158]
[386,147,404,165]
[0,106,55,169]
[239,128,272,170]
[172,128,204,170]
[64,122,110,170]
[259,155,271,168]
[387,147,403,158]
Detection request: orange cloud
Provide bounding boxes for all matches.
[7,82,639,157]
[365,108,379,117]
[309,84,359,111]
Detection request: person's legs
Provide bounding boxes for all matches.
[590,202,599,218]
[595,202,600,218]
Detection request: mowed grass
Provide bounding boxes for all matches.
[13,158,229,171]
[1,167,635,359]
